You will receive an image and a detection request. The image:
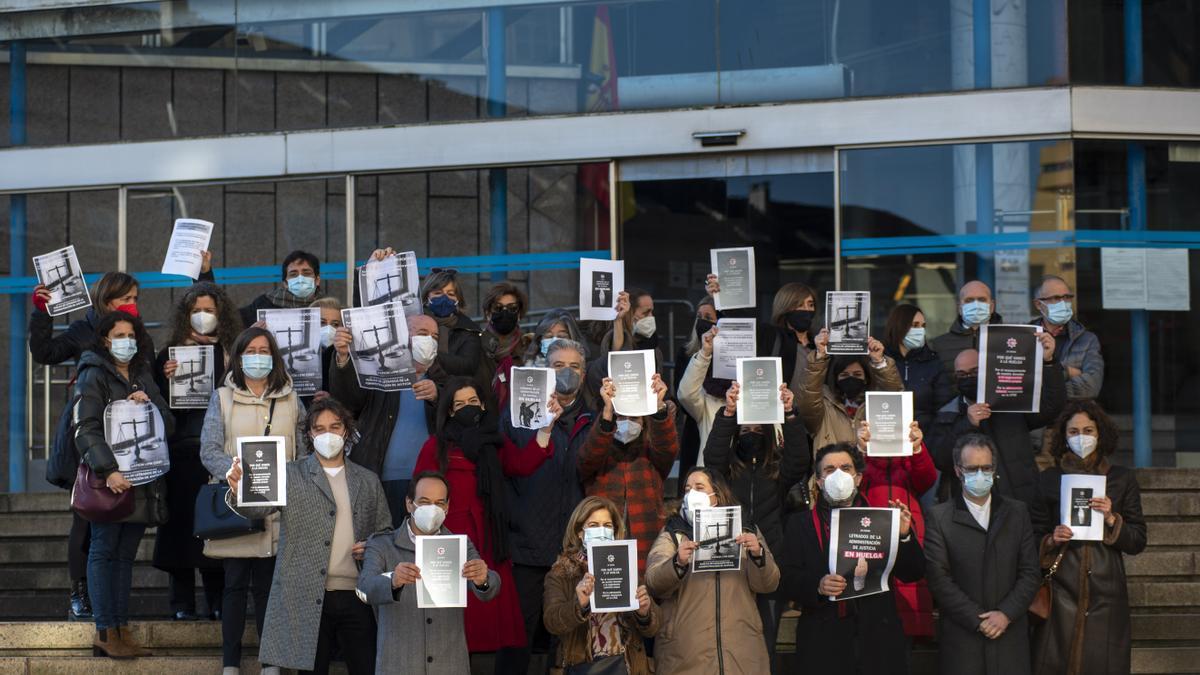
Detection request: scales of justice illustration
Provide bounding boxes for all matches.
[697,509,737,557]
[353,312,408,372]
[368,261,418,312]
[174,349,210,394]
[273,315,318,372]
[40,249,85,303]
[111,409,159,466]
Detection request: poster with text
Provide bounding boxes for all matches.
[609,349,656,416]
[510,367,554,430]
[579,258,625,321]
[169,345,215,409]
[1060,474,1107,542]
[828,507,900,601]
[692,506,743,573]
[236,436,287,507]
[258,307,322,396]
[825,291,870,355]
[712,318,756,380]
[587,539,639,612]
[358,251,420,316]
[710,247,756,310]
[161,218,214,280]
[32,245,91,316]
[416,535,468,608]
[736,357,783,425]
[865,391,913,457]
[977,324,1043,413]
[341,302,415,391]
[103,401,170,486]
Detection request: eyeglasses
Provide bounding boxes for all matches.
[494,303,520,313]
[430,267,458,277]
[1038,293,1075,304]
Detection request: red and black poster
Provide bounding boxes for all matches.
[977,324,1044,413]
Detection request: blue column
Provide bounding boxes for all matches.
[9,41,28,492]
[486,8,508,282]
[1125,0,1150,467]
[972,0,994,287]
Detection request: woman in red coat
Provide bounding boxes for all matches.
[413,376,562,667]
[857,419,938,639]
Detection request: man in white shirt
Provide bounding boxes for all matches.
[922,434,1042,675]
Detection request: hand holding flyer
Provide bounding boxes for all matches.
[710,247,756,310]
[736,357,784,425]
[580,258,625,321]
[586,539,638,612]
[235,436,287,507]
[608,350,656,416]
[415,535,469,608]
[161,219,214,280]
[977,324,1044,413]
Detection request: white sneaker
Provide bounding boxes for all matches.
[221,668,239,675]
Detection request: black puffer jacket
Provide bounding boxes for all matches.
[703,409,810,554]
[74,350,175,478]
[30,307,154,370]
[886,344,955,432]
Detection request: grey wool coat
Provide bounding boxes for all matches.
[357,518,500,675]
[231,452,393,671]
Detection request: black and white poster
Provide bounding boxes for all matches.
[977,324,1043,413]
[736,357,784,425]
[587,539,638,612]
[510,367,554,430]
[168,345,215,409]
[609,349,656,417]
[161,218,214,280]
[358,251,420,316]
[415,534,468,609]
[692,505,742,573]
[828,507,900,601]
[865,391,913,457]
[236,436,286,507]
[32,245,91,317]
[579,258,625,321]
[712,318,756,380]
[825,291,870,355]
[1060,474,1106,541]
[103,401,170,486]
[341,302,415,392]
[710,246,756,311]
[257,308,322,396]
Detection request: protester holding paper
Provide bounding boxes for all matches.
[223,398,391,674]
[675,295,719,478]
[882,304,954,431]
[1031,276,1104,401]
[480,282,533,408]
[543,496,659,674]
[152,282,241,621]
[931,280,1002,377]
[798,327,903,451]
[602,289,666,377]
[199,327,304,674]
[419,268,491,394]
[646,467,779,675]
[308,296,344,400]
[1030,400,1146,675]
[233,250,323,328]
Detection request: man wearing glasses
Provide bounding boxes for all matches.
[1031,275,1104,401]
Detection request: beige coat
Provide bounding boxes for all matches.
[645,526,779,675]
[797,353,904,452]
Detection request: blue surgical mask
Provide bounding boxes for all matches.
[582,526,615,548]
[319,325,337,349]
[902,327,926,350]
[287,275,316,299]
[540,337,559,357]
[962,469,994,498]
[241,354,274,380]
[1043,300,1073,326]
[428,294,457,318]
[960,300,991,326]
[110,337,138,364]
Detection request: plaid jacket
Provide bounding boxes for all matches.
[578,401,679,576]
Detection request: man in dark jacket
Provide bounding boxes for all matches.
[779,443,925,675]
[1030,275,1104,401]
[233,250,323,328]
[928,345,1066,506]
[931,280,1002,377]
[923,433,1040,675]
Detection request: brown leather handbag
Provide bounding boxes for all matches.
[1029,546,1067,622]
[70,463,135,523]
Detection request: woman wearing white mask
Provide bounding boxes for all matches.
[881,303,953,432]
[645,468,779,674]
[153,282,242,621]
[544,495,659,674]
[225,398,392,674]
[1030,400,1145,675]
[199,327,304,675]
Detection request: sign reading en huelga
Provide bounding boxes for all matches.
[828,507,900,601]
[977,324,1043,413]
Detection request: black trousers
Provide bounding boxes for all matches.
[168,567,225,615]
[302,590,377,675]
[221,557,274,667]
[496,563,553,675]
[68,510,91,581]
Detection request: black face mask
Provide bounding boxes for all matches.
[694,319,715,341]
[835,376,866,400]
[490,308,519,336]
[737,432,764,458]
[957,375,978,401]
[452,405,484,428]
[785,310,815,334]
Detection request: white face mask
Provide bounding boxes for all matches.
[411,335,438,366]
[1067,434,1097,459]
[190,311,218,336]
[412,504,446,534]
[582,526,615,548]
[319,324,337,349]
[614,419,642,444]
[822,469,856,503]
[633,315,656,339]
[682,489,712,523]
[312,432,345,459]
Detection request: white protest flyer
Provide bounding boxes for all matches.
[257,308,322,396]
[510,367,555,430]
[579,258,625,321]
[825,291,870,355]
[736,357,784,425]
[1061,474,1107,542]
[712,318,756,380]
[692,506,742,573]
[236,436,287,507]
[415,535,468,609]
[865,391,914,457]
[103,400,170,486]
[32,245,91,316]
[341,302,415,392]
[828,507,900,601]
[978,324,1043,413]
[587,539,639,612]
[168,345,215,409]
[358,251,421,315]
[710,247,756,310]
[161,218,214,280]
[608,349,656,417]
[1102,247,1190,311]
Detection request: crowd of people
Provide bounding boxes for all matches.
[34,246,1142,675]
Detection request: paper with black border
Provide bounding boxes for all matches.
[692,506,743,572]
[825,291,870,355]
[103,401,170,486]
[257,307,322,396]
[358,251,421,315]
[1060,474,1106,542]
[32,245,91,317]
[713,318,756,380]
[736,357,783,425]
[828,507,900,601]
[579,258,625,321]
[710,247,755,310]
[510,367,555,430]
[977,324,1043,413]
[865,391,913,457]
[168,345,215,409]
[236,436,286,507]
[341,302,415,392]
[415,534,468,608]
[587,539,638,612]
[609,349,656,416]
[161,219,214,280]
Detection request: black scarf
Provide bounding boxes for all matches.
[776,326,804,383]
[702,357,733,399]
[443,413,511,562]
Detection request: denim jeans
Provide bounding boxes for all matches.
[87,522,147,631]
